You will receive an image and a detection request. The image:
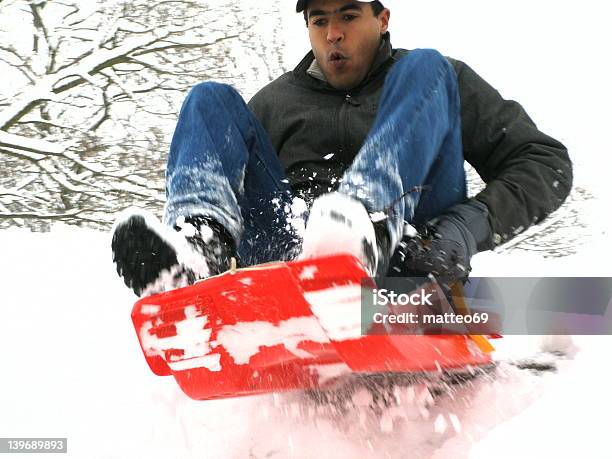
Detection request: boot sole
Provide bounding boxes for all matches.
[112,214,181,296]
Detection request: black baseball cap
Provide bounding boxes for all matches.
[296,0,377,13]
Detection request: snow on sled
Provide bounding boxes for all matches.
[131,254,495,400]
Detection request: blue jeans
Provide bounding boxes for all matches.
[164,49,466,269]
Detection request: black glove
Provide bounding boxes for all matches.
[397,200,493,284]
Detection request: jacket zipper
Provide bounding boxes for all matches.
[340,94,352,159]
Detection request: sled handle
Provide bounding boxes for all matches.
[451,283,496,354]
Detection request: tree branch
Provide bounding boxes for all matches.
[0,208,111,224]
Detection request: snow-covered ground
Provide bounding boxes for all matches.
[1,227,611,459]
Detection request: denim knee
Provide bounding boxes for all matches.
[392,49,459,113]
[392,49,457,90]
[398,48,450,72]
[188,81,242,105]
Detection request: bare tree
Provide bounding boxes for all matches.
[0,0,284,230]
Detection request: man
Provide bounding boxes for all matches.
[112,0,572,297]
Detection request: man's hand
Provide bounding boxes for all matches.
[397,200,493,284]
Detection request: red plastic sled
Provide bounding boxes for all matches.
[131,254,495,400]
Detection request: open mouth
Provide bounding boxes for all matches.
[328,51,347,62]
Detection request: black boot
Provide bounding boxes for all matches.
[372,221,392,278]
[179,215,235,276]
[111,209,235,296]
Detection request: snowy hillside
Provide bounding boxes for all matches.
[1,227,611,458]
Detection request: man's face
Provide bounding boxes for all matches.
[306,0,390,91]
